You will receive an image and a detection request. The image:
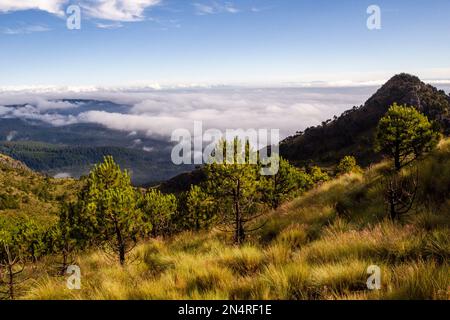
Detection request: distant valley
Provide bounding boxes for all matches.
[0,100,194,185]
[1,78,449,186]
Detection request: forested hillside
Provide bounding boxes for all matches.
[0,116,190,185]
[0,154,81,223]
[6,138,450,300]
[280,74,450,166]
[0,141,193,186]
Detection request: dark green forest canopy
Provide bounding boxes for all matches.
[0,141,194,186]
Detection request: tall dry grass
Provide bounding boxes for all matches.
[22,140,450,300]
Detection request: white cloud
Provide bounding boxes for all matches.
[6,131,17,141]
[0,0,66,15]
[0,97,78,112]
[193,3,215,15]
[34,98,80,111]
[0,25,51,35]
[77,110,192,137]
[0,99,79,125]
[80,0,161,22]
[5,105,79,126]
[0,106,10,115]
[251,7,267,13]
[96,22,124,29]
[193,1,239,15]
[9,87,368,140]
[0,80,448,143]
[0,0,161,22]
[54,172,72,178]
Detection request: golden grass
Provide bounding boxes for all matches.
[19,139,450,300]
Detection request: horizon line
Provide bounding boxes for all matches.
[1,79,450,94]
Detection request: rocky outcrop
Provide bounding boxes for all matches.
[0,154,30,171]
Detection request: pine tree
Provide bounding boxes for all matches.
[184,185,217,231]
[375,103,440,171]
[0,219,36,299]
[262,157,313,209]
[205,138,265,245]
[78,156,144,265]
[375,104,438,219]
[45,203,86,274]
[139,189,177,237]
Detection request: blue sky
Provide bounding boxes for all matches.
[1,0,450,86]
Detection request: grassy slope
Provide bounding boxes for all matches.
[24,140,450,300]
[0,154,81,223]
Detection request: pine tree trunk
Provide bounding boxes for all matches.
[395,132,401,171]
[7,263,14,300]
[114,220,126,266]
[395,154,401,172]
[234,196,240,245]
[60,250,68,275]
[233,180,245,245]
[119,244,125,266]
[389,196,397,220]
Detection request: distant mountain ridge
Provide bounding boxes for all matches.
[0,141,195,186]
[280,73,450,166]
[0,99,192,185]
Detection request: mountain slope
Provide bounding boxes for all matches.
[280,74,450,166]
[0,153,81,223]
[24,138,450,300]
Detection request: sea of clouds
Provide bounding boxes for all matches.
[1,83,449,142]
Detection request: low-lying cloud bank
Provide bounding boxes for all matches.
[1,84,449,142]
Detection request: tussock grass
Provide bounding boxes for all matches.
[217,245,267,276]
[20,139,450,300]
[275,223,308,249]
[385,260,450,300]
[301,221,428,264]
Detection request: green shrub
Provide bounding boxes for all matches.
[0,193,19,210]
[336,156,361,175]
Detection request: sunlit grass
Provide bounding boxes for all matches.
[21,139,450,300]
